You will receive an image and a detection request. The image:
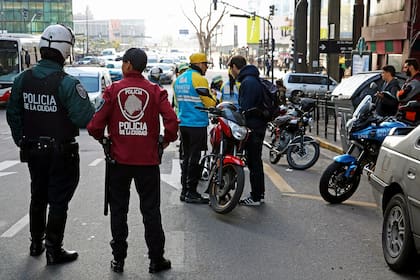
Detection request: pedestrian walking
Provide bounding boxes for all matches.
[275,79,287,105]
[228,55,267,206]
[87,48,178,273]
[173,52,217,203]
[6,24,94,265]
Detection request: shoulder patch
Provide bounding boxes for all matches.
[76,83,88,99]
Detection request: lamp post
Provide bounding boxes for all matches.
[230,13,274,82]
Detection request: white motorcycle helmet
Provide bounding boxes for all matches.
[39,24,75,60]
[149,66,163,80]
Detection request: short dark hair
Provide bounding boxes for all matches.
[122,48,147,72]
[228,55,247,70]
[405,58,419,70]
[382,65,396,77]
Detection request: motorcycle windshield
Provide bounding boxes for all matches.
[221,109,246,126]
[353,95,372,119]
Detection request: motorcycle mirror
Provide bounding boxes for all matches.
[369,82,378,89]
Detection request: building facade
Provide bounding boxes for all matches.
[0,0,72,34]
[362,0,420,70]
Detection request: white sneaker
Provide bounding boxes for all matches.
[239,196,261,206]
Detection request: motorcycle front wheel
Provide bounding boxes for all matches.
[207,163,245,214]
[286,137,320,170]
[319,161,361,204]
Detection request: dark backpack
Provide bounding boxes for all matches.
[258,78,281,121]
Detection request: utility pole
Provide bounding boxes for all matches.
[85,5,89,56]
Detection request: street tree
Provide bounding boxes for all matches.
[182,0,228,56]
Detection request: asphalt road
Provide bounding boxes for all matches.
[0,75,419,280]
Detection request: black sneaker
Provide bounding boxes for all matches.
[110,259,124,273]
[239,196,261,206]
[149,257,171,273]
[184,191,209,204]
[180,192,186,202]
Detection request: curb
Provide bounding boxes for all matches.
[315,137,344,154]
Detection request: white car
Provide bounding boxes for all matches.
[64,66,112,105]
[283,72,338,98]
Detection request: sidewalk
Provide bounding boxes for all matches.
[308,119,344,154]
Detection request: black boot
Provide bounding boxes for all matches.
[110,259,124,273]
[45,212,77,265]
[149,257,171,273]
[46,247,78,265]
[29,238,45,256]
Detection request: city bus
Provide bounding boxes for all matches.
[0,34,40,105]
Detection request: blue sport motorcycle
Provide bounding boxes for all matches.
[319,94,407,204]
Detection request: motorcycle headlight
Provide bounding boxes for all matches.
[228,120,248,140]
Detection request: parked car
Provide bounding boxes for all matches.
[366,124,420,273]
[64,66,112,105]
[105,61,123,81]
[283,72,338,98]
[76,56,105,66]
[145,63,175,85]
[331,71,407,151]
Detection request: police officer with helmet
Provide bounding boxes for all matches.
[6,24,94,265]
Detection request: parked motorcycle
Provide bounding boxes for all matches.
[319,94,407,204]
[263,97,320,170]
[197,102,249,214]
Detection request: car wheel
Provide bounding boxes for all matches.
[382,193,419,272]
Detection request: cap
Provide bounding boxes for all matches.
[178,62,189,72]
[122,48,147,72]
[212,75,223,84]
[189,53,208,64]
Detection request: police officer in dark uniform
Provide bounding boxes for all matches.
[6,24,94,265]
[87,48,178,274]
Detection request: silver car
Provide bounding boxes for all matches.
[367,124,420,272]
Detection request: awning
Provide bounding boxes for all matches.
[368,40,402,54]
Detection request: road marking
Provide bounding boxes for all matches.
[161,159,182,190]
[263,162,296,193]
[282,192,378,208]
[0,160,19,177]
[1,214,29,238]
[89,158,103,166]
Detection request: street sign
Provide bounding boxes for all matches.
[337,40,353,52]
[319,40,353,54]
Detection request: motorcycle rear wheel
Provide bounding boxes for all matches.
[319,161,360,204]
[286,139,320,170]
[207,164,245,214]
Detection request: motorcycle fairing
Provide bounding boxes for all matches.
[333,154,357,164]
[223,154,245,166]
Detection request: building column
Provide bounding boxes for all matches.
[294,0,308,73]
[328,0,340,81]
[309,0,321,73]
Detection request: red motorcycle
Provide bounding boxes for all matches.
[197,102,249,214]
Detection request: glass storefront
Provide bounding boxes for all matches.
[0,0,73,34]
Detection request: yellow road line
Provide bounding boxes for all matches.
[282,192,378,208]
[263,162,296,193]
[263,162,377,208]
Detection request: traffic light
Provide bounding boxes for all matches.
[269,5,275,16]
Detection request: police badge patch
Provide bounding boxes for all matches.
[76,83,88,99]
